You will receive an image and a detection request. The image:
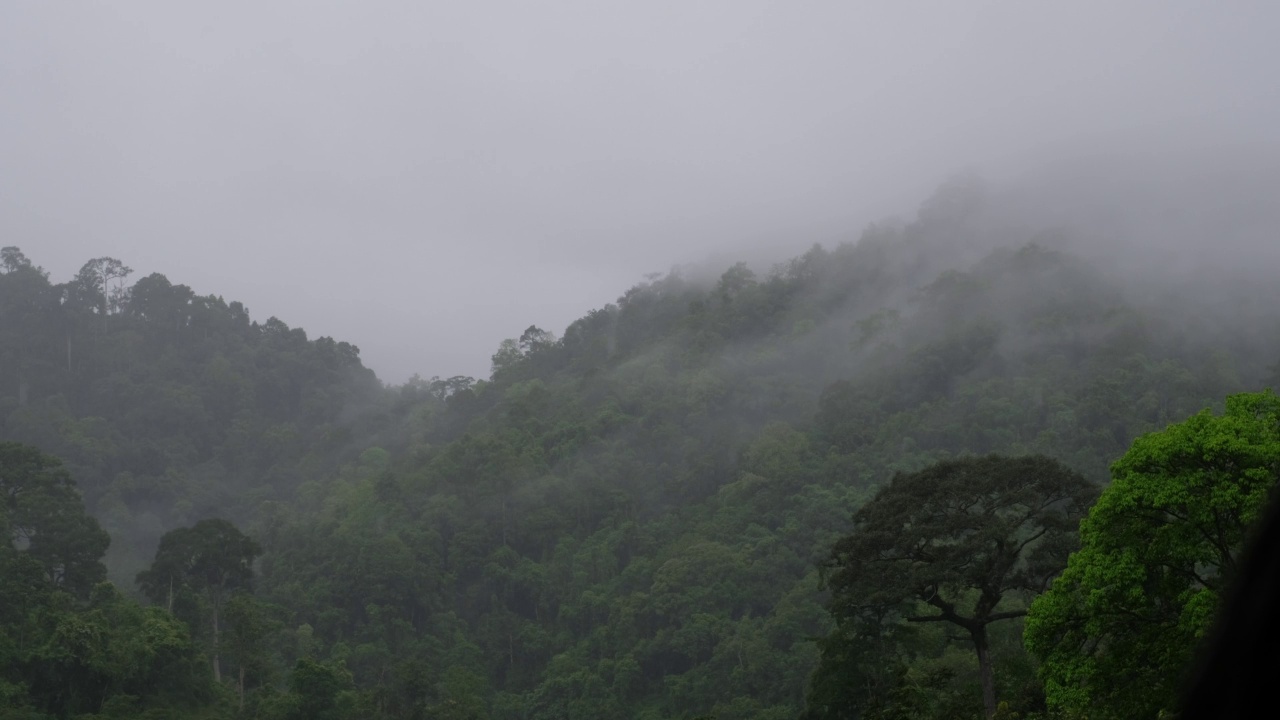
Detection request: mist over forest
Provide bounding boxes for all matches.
[5,2,1280,719]
[5,152,1280,719]
[9,2,1280,383]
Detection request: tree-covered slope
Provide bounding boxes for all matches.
[2,181,1278,719]
[0,249,388,580]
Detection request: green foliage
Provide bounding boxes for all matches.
[1024,391,1280,719]
[814,455,1096,718]
[0,442,110,599]
[266,658,358,720]
[0,444,213,718]
[137,518,263,687]
[4,183,1279,719]
[137,519,262,611]
[0,257,384,588]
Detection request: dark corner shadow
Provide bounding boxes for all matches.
[1179,487,1280,719]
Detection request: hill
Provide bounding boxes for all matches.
[2,178,1278,719]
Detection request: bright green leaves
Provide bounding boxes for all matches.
[1025,391,1280,719]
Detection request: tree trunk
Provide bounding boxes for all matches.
[212,602,222,683]
[502,497,509,547]
[238,664,245,710]
[970,623,998,718]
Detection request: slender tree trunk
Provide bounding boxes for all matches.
[212,602,222,683]
[238,664,245,710]
[971,623,997,718]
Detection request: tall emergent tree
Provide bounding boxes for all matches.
[1024,391,1280,719]
[137,518,263,683]
[69,256,133,315]
[821,455,1097,718]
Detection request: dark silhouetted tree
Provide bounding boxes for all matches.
[822,455,1097,718]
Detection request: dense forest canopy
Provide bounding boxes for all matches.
[3,180,1280,719]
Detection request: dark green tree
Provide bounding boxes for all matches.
[137,518,263,683]
[821,455,1097,717]
[0,441,110,598]
[272,658,358,720]
[224,591,280,711]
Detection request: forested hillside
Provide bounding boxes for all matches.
[3,182,1279,719]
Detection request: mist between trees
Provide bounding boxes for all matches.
[3,174,1280,719]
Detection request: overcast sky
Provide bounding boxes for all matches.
[3,1,1278,383]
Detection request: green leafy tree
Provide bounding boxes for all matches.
[271,658,358,720]
[0,445,211,718]
[820,455,1097,718]
[0,441,110,598]
[5,197,1280,719]
[25,583,214,717]
[224,591,280,711]
[137,518,263,683]
[1024,391,1280,719]
[490,338,524,377]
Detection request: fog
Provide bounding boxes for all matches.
[3,1,1277,382]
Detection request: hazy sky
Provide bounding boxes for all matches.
[3,1,1278,383]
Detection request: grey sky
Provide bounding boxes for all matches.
[3,1,1277,383]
